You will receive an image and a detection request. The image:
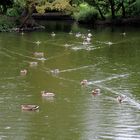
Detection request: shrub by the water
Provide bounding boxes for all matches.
[73,3,98,23]
[0,16,16,32]
[6,8,19,17]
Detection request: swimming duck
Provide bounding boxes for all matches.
[105,41,113,45]
[41,91,55,97]
[21,104,39,111]
[34,52,44,57]
[51,32,56,37]
[83,37,91,45]
[117,95,126,103]
[51,69,60,74]
[21,32,24,35]
[88,33,92,38]
[69,31,73,35]
[86,37,91,42]
[75,32,81,38]
[82,41,90,45]
[20,69,27,75]
[64,44,71,48]
[92,88,100,95]
[80,79,88,86]
[29,62,38,67]
[122,32,126,36]
[35,41,41,45]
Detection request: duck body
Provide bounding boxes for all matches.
[122,32,126,36]
[21,105,39,111]
[117,95,126,103]
[75,32,81,38]
[34,52,44,57]
[29,62,38,67]
[80,79,88,86]
[51,32,56,37]
[88,33,92,38]
[35,41,41,45]
[41,91,55,97]
[51,69,60,74]
[105,41,113,45]
[92,88,100,95]
[20,69,27,75]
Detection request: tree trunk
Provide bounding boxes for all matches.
[108,0,115,19]
[121,0,125,18]
[19,8,33,28]
[19,3,36,29]
[93,0,106,20]
[97,4,106,20]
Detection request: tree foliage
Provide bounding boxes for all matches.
[0,0,13,13]
[73,2,98,22]
[0,0,140,28]
[36,0,74,14]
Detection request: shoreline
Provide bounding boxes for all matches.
[0,14,140,32]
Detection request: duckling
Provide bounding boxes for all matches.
[21,104,39,111]
[92,88,100,95]
[41,91,55,97]
[80,79,88,86]
[20,69,27,76]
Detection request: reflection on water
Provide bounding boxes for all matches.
[0,22,140,139]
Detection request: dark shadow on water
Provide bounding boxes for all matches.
[36,20,75,32]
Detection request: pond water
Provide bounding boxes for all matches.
[0,21,140,140]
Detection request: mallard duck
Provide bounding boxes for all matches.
[21,32,24,35]
[69,31,73,35]
[34,52,44,57]
[105,41,113,45]
[83,37,91,45]
[117,95,126,103]
[122,32,126,36]
[29,62,38,67]
[35,41,41,45]
[64,44,71,48]
[21,105,39,111]
[92,88,100,95]
[86,37,91,42]
[41,91,55,97]
[80,79,88,86]
[51,69,60,74]
[51,32,56,37]
[75,32,81,38]
[20,69,27,75]
[88,33,92,38]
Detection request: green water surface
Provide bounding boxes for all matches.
[0,22,140,140]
